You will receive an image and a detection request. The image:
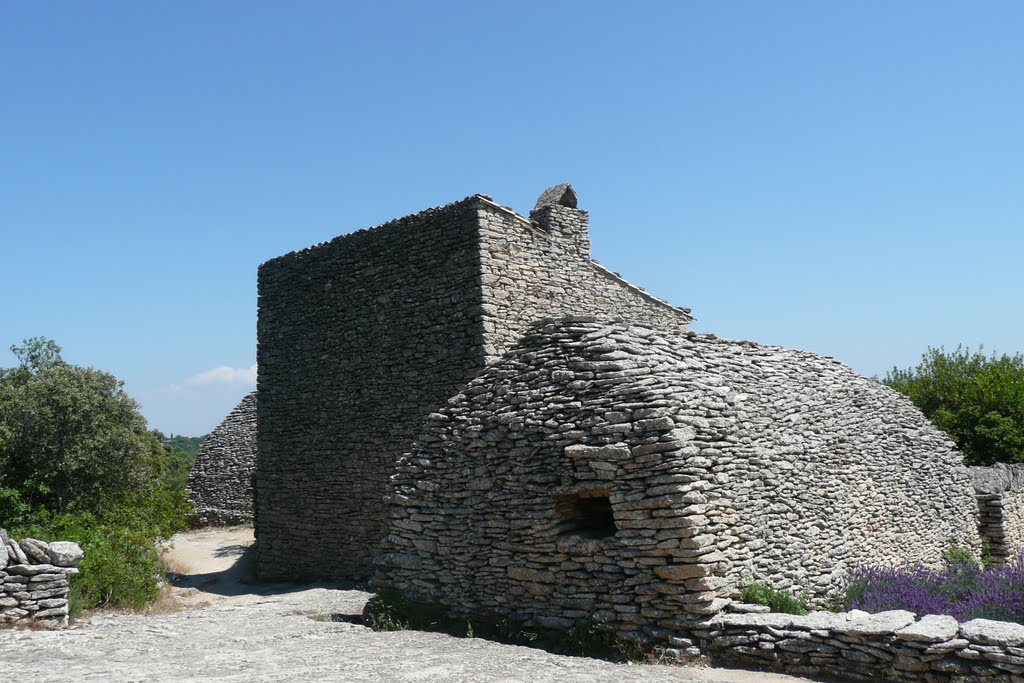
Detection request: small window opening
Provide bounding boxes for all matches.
[555,490,618,539]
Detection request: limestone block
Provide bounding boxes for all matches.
[961,618,1024,647]
[19,538,49,564]
[896,614,959,643]
[46,541,84,568]
[653,563,711,581]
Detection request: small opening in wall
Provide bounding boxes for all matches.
[555,490,618,539]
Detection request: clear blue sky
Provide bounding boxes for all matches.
[2,2,1022,435]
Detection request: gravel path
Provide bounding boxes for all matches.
[0,528,818,683]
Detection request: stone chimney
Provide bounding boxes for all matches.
[529,183,590,258]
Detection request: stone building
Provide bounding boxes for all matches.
[250,183,984,631]
[375,316,981,634]
[255,185,692,579]
[186,392,257,525]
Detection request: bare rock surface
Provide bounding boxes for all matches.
[0,528,818,683]
[896,614,959,643]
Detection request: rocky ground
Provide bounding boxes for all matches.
[0,527,818,683]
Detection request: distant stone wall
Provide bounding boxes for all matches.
[187,392,257,526]
[1,530,83,628]
[972,464,1024,563]
[701,607,1024,682]
[375,317,980,637]
[256,189,695,581]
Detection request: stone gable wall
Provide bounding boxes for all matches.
[476,201,692,360]
[255,198,489,579]
[0,530,82,628]
[375,317,980,639]
[186,392,257,526]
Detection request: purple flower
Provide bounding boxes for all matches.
[845,556,1024,623]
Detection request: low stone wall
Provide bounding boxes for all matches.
[698,606,1024,681]
[1,529,83,628]
[972,463,1024,564]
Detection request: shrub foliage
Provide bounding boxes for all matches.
[0,338,190,611]
[883,346,1024,465]
[740,583,811,615]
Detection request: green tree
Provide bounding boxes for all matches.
[0,338,158,515]
[883,346,1024,466]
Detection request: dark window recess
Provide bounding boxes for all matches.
[556,491,618,539]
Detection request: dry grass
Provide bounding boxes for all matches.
[140,584,188,614]
[162,554,193,577]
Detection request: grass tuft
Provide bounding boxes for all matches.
[740,583,811,615]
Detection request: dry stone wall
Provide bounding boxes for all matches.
[256,198,488,580]
[187,392,257,526]
[255,189,694,580]
[375,317,980,640]
[972,463,1024,564]
[0,529,82,628]
[702,606,1024,681]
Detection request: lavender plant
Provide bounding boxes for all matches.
[846,555,1024,623]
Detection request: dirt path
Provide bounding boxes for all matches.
[1,527,819,683]
[160,526,260,609]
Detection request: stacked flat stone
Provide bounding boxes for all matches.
[187,391,257,526]
[255,187,693,580]
[701,607,1024,681]
[0,529,83,629]
[375,316,979,645]
[971,463,1024,564]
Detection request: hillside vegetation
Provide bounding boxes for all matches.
[162,434,206,461]
[0,337,191,611]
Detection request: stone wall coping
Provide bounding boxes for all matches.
[972,462,1024,493]
[707,605,1024,681]
[712,608,1024,645]
[4,563,80,576]
[587,259,694,321]
[711,608,916,633]
[259,194,486,268]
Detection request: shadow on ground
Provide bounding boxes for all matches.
[169,541,362,598]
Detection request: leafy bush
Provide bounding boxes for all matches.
[363,588,648,661]
[740,583,811,614]
[0,338,190,612]
[940,543,979,568]
[883,346,1024,465]
[845,557,1024,623]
